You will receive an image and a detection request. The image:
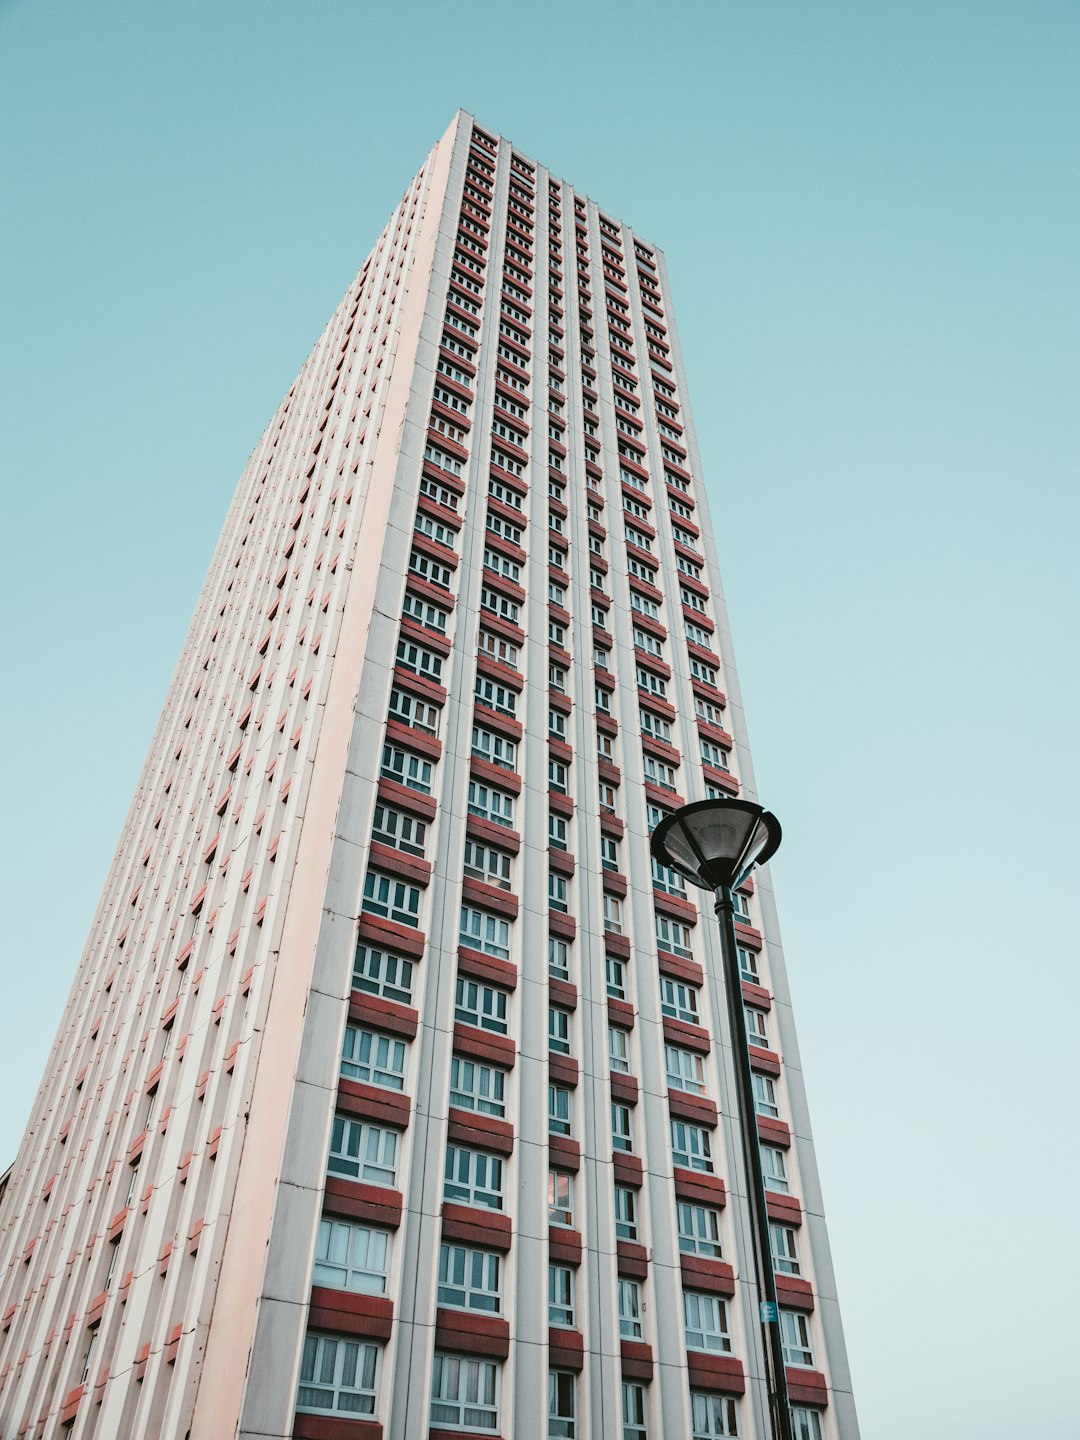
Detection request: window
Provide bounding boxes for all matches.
[328,1117,398,1186]
[691,1392,738,1439]
[753,1073,780,1118]
[381,744,433,794]
[548,708,567,741]
[388,685,441,736]
[636,665,667,699]
[548,1170,573,1226]
[655,915,693,960]
[639,709,671,744]
[483,546,520,582]
[599,781,618,813]
[745,1006,769,1048]
[611,1102,634,1152]
[771,1222,801,1275]
[353,945,413,1005]
[700,740,730,771]
[548,1372,576,1439]
[683,1291,732,1353]
[651,858,687,897]
[549,1264,575,1326]
[471,725,517,773]
[341,1026,407,1090]
[694,694,725,726]
[614,1185,638,1240]
[548,619,566,647]
[415,509,458,546]
[791,1406,825,1440]
[643,755,677,791]
[455,978,509,1033]
[297,1333,379,1417]
[761,1144,790,1194]
[589,566,606,593]
[633,626,664,660]
[781,1309,815,1367]
[449,1056,507,1117]
[481,583,520,622]
[671,1120,714,1173]
[549,758,569,794]
[549,1084,572,1135]
[666,1046,707,1096]
[549,812,568,850]
[597,731,615,762]
[402,592,449,633]
[549,1006,571,1054]
[486,513,523,548]
[438,1244,502,1312]
[443,1146,504,1209]
[600,835,620,871]
[603,894,624,934]
[738,946,759,984]
[362,871,421,928]
[313,1218,390,1295]
[549,663,568,692]
[595,685,612,714]
[478,629,520,669]
[467,781,514,828]
[549,937,570,980]
[430,1353,499,1433]
[371,803,426,856]
[548,872,570,914]
[660,977,699,1024]
[608,1026,630,1073]
[606,956,626,1000]
[549,579,567,606]
[677,1202,723,1258]
[618,1279,643,1338]
[622,1382,648,1440]
[464,839,513,890]
[733,890,752,923]
[475,674,518,717]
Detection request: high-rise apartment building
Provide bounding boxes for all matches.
[0,114,858,1440]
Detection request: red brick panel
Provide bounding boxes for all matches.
[452,1024,517,1069]
[620,1340,654,1381]
[686,1353,746,1394]
[679,1256,736,1297]
[446,1110,514,1157]
[434,1308,510,1360]
[786,1369,829,1407]
[668,1092,719,1127]
[548,1327,585,1371]
[323,1179,403,1229]
[673,1169,727,1207]
[309,1287,393,1341]
[616,1242,649,1280]
[293,1415,383,1440]
[441,1204,513,1253]
[776,1276,815,1312]
[335,1080,412,1129]
[765,1193,803,1227]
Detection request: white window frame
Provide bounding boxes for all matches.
[683,1290,732,1353]
[666,1045,707,1096]
[297,1332,379,1417]
[313,1217,390,1295]
[328,1117,398,1186]
[353,945,414,1005]
[438,1243,502,1313]
[341,1026,407,1090]
[443,1145,505,1210]
[781,1309,815,1368]
[677,1202,723,1258]
[455,977,509,1033]
[449,1056,507,1117]
[430,1352,499,1433]
[671,1120,714,1173]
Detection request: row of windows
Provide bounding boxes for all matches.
[299,1326,825,1437]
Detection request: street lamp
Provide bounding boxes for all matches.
[650,798,793,1440]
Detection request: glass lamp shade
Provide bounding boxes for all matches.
[650,799,781,892]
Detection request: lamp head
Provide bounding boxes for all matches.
[650,798,782,894]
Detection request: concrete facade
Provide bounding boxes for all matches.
[0,113,858,1440]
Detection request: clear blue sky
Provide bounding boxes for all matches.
[2,3,1078,1436]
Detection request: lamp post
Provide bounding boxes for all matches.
[650,798,793,1440]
